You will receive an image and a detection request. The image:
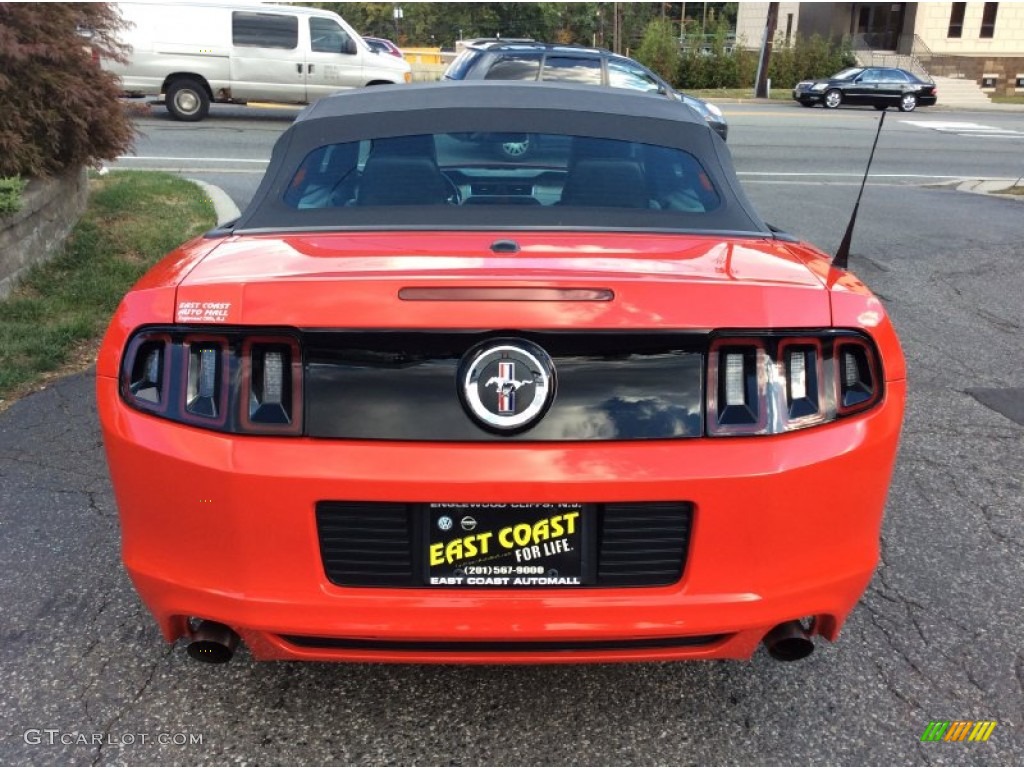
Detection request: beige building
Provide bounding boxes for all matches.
[736,2,1024,95]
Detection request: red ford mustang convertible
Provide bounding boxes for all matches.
[98,82,904,664]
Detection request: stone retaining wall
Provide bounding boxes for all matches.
[0,169,88,299]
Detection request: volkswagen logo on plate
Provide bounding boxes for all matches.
[459,339,555,433]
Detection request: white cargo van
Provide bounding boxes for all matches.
[108,2,411,121]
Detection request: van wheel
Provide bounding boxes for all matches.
[166,78,210,122]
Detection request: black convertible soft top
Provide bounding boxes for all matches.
[233,81,769,235]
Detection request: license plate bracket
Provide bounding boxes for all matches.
[423,503,593,587]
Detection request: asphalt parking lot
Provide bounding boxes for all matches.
[0,105,1022,766]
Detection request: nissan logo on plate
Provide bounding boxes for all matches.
[459,340,555,433]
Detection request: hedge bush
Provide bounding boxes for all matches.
[768,34,857,89]
[0,3,134,179]
[676,32,857,91]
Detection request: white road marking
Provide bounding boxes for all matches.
[901,120,1024,137]
[737,172,994,180]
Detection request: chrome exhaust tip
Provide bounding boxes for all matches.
[763,620,815,662]
[186,620,239,663]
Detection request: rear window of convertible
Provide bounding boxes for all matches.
[282,133,722,214]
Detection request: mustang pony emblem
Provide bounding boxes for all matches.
[485,361,534,413]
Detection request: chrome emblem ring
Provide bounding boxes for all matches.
[459,340,555,432]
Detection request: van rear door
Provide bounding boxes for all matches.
[304,16,364,100]
[230,10,306,103]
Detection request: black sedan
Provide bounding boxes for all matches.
[793,67,937,112]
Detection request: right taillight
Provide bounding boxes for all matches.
[707,333,882,436]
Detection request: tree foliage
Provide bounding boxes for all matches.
[0,3,134,178]
[311,2,681,51]
[635,19,681,84]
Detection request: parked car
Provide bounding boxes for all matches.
[98,82,904,665]
[792,66,937,112]
[363,36,403,58]
[107,2,411,121]
[444,40,728,144]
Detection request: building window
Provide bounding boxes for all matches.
[947,2,965,38]
[980,3,998,38]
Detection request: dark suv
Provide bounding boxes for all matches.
[443,40,728,145]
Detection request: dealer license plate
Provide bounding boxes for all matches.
[425,503,589,587]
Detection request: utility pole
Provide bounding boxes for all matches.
[754,2,779,98]
[612,2,620,55]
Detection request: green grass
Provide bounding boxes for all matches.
[0,176,26,216]
[990,94,1024,105]
[0,171,215,400]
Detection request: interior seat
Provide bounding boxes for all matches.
[559,158,651,208]
[356,135,450,206]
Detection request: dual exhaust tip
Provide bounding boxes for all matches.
[185,618,815,664]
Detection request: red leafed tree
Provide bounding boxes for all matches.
[0,3,135,177]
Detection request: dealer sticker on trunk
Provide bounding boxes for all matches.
[426,503,587,587]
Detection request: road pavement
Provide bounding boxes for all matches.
[0,102,1021,766]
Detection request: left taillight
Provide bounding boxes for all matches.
[707,332,882,436]
[120,329,303,435]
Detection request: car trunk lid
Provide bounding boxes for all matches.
[174,231,831,328]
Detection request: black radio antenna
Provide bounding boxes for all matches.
[833,109,887,270]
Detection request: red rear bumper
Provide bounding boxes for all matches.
[98,375,904,663]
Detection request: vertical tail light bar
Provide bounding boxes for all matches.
[240,337,303,435]
[777,338,830,429]
[707,339,769,435]
[183,336,228,425]
[835,338,881,415]
[122,333,171,412]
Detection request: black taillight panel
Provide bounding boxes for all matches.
[119,327,883,439]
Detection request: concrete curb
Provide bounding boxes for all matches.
[956,178,1024,199]
[186,178,241,225]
